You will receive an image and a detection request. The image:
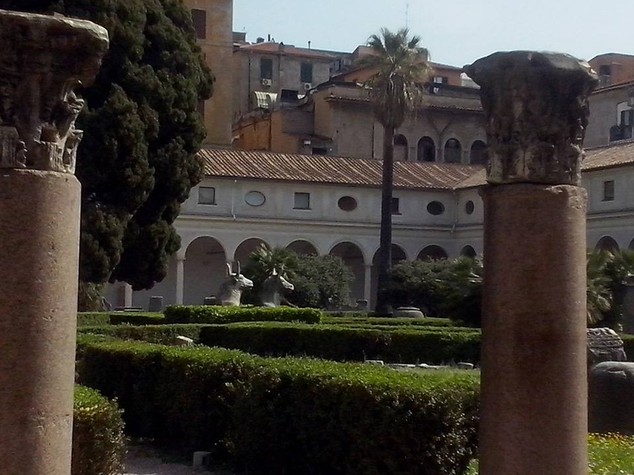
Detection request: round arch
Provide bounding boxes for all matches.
[286,239,319,256]
[184,236,226,305]
[469,140,488,165]
[370,244,407,310]
[417,136,436,162]
[460,245,477,258]
[394,134,408,162]
[417,245,449,260]
[234,238,270,264]
[444,138,462,164]
[595,236,620,252]
[330,241,366,302]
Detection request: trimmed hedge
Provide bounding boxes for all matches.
[164,305,321,324]
[72,385,126,475]
[77,338,479,475]
[78,324,206,344]
[78,312,165,327]
[322,315,456,327]
[199,322,481,364]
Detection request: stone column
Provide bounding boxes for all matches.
[363,264,373,304]
[0,10,108,475]
[176,255,186,305]
[465,52,598,475]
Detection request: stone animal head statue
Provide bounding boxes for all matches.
[260,268,294,307]
[218,261,253,306]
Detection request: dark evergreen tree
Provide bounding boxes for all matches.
[2,0,213,289]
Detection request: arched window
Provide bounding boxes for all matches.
[444,138,462,164]
[394,134,408,161]
[417,136,436,162]
[417,245,448,261]
[469,140,488,165]
[460,245,477,258]
[596,236,619,252]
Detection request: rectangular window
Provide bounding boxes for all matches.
[260,58,273,79]
[300,62,313,83]
[621,109,633,127]
[191,9,206,39]
[391,197,400,214]
[602,180,615,202]
[198,186,216,205]
[294,192,310,209]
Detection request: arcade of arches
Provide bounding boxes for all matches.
[171,236,462,307]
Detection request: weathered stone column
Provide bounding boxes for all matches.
[465,52,598,475]
[0,10,108,475]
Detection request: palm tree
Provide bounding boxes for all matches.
[361,28,431,315]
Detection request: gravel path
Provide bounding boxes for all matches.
[123,445,234,475]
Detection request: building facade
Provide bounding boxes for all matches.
[109,142,634,310]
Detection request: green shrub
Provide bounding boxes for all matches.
[78,324,206,344]
[78,312,165,327]
[78,312,111,327]
[322,314,459,327]
[164,305,321,324]
[198,322,481,364]
[77,338,479,474]
[72,385,126,475]
[109,312,165,325]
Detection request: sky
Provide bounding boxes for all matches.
[234,0,633,67]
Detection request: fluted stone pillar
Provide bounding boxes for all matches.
[0,10,108,475]
[466,52,598,475]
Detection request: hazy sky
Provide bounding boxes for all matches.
[234,0,633,67]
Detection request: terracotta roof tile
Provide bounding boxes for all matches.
[583,140,634,171]
[199,149,483,190]
[198,141,634,191]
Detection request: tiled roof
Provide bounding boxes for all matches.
[199,149,483,190]
[583,140,634,171]
[198,141,634,191]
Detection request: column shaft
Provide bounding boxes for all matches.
[480,184,588,475]
[0,170,80,474]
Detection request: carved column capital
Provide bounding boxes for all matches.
[465,51,598,185]
[0,9,109,173]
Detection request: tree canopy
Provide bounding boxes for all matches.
[2,0,213,290]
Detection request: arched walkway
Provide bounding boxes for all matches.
[460,245,477,258]
[330,242,365,303]
[184,236,226,305]
[444,138,462,164]
[417,245,448,260]
[394,134,408,161]
[286,239,318,256]
[417,136,436,162]
[234,238,270,265]
[595,236,619,252]
[469,140,488,165]
[370,244,407,309]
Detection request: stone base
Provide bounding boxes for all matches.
[479,184,588,475]
[0,169,80,474]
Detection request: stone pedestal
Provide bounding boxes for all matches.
[0,169,81,474]
[480,184,588,475]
